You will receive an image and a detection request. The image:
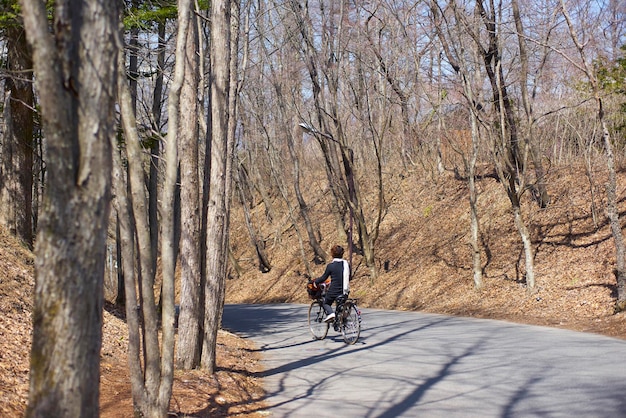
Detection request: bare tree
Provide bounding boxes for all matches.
[257,4,327,267]
[20,0,119,416]
[433,0,537,290]
[429,0,485,290]
[511,0,550,209]
[288,0,383,279]
[113,0,192,413]
[559,0,626,311]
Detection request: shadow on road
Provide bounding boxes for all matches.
[223,303,626,418]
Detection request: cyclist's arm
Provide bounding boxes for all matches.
[314,265,332,284]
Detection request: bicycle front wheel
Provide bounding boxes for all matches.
[308,300,329,340]
[340,302,361,345]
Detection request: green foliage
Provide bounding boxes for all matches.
[0,0,20,25]
[594,45,626,135]
[123,0,209,30]
[595,45,626,94]
[0,0,55,26]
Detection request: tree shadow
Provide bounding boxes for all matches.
[217,304,626,417]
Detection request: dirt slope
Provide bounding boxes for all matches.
[225,164,626,339]
[0,226,267,417]
[1,163,626,416]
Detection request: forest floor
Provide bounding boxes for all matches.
[2,164,626,416]
[0,226,268,417]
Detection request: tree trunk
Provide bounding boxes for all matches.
[149,20,166,278]
[511,0,550,209]
[114,0,192,407]
[1,24,34,248]
[115,214,126,307]
[600,115,626,311]
[202,0,231,373]
[560,0,626,311]
[512,194,535,290]
[21,0,119,416]
[176,3,203,369]
[117,48,161,417]
[468,105,483,290]
[236,161,272,273]
[288,124,327,265]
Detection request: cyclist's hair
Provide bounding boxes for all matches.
[330,245,344,258]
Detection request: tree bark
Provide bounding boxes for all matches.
[21,0,119,416]
[202,0,231,373]
[149,20,166,279]
[1,24,34,248]
[235,162,272,273]
[176,2,203,369]
[511,0,550,209]
[114,0,191,408]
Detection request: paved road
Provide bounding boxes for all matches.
[222,303,626,417]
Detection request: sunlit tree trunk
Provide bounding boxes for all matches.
[21,0,119,416]
[176,2,203,370]
[202,0,231,373]
[114,0,191,413]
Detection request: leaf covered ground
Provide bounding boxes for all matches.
[1,164,626,416]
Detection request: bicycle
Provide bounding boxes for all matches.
[307,283,362,344]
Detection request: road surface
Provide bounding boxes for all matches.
[222,303,626,417]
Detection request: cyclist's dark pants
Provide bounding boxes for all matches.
[322,292,341,315]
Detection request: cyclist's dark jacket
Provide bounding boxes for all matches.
[314,258,350,297]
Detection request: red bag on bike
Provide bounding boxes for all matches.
[307,282,322,299]
[307,279,330,298]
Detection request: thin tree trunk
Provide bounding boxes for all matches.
[468,113,483,290]
[115,0,192,405]
[513,201,535,290]
[149,20,166,278]
[288,124,327,265]
[511,0,550,209]
[115,214,126,307]
[560,0,626,310]
[236,161,272,272]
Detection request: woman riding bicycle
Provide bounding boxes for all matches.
[311,245,350,323]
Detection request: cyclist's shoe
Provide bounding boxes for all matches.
[323,312,335,323]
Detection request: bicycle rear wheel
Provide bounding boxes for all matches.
[340,302,361,345]
[308,300,329,340]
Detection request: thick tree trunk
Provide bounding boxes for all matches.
[176,4,203,369]
[1,25,34,248]
[21,0,118,416]
[202,0,231,373]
